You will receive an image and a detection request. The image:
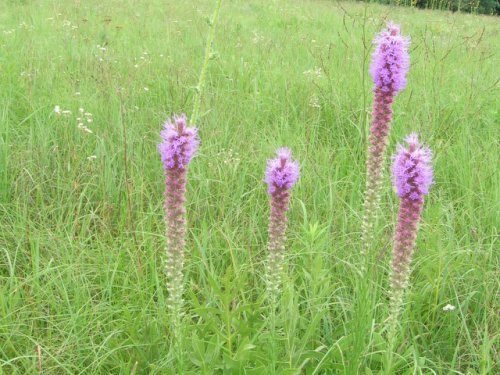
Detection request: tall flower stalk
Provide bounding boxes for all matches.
[361,23,410,264]
[191,0,222,126]
[158,114,199,328]
[387,133,433,335]
[264,148,300,299]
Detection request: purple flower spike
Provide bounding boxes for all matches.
[265,147,300,195]
[392,133,433,200]
[158,114,199,170]
[369,23,410,95]
[361,23,411,265]
[158,114,199,326]
[388,134,433,332]
[264,148,300,298]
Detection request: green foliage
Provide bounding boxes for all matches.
[356,0,500,15]
[1,0,498,373]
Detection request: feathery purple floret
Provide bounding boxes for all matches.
[392,133,433,200]
[369,23,410,95]
[265,148,300,195]
[158,114,199,170]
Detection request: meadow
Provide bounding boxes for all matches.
[0,0,498,373]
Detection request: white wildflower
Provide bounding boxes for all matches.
[443,304,456,312]
[309,96,320,108]
[303,67,322,79]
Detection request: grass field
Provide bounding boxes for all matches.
[1,0,498,373]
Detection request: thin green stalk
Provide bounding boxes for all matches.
[384,326,397,375]
[269,294,278,374]
[191,0,223,125]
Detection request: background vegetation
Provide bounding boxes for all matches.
[1,0,498,373]
[356,0,500,15]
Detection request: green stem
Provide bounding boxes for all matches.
[191,0,222,125]
[384,324,397,375]
[269,294,278,374]
[385,291,403,375]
